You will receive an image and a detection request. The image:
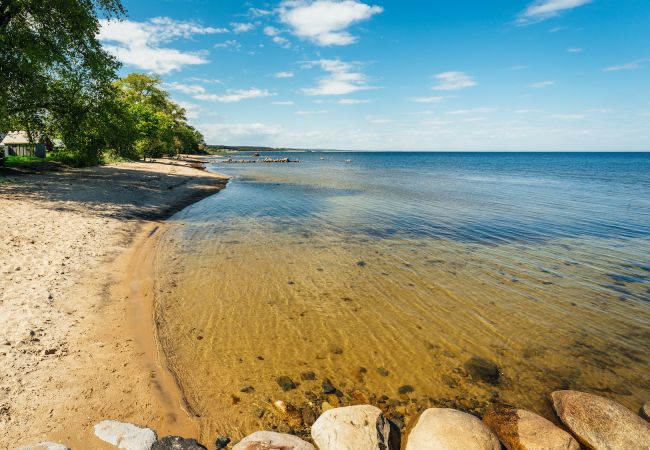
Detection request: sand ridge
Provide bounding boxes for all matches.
[0,159,227,449]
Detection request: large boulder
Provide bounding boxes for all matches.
[311,405,398,450]
[94,420,157,450]
[151,436,207,449]
[483,405,579,450]
[232,431,315,450]
[551,390,650,449]
[17,443,69,450]
[405,408,500,450]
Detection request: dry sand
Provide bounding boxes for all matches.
[0,159,227,449]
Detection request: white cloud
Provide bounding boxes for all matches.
[271,101,295,105]
[279,0,383,46]
[517,0,592,25]
[249,8,273,17]
[264,26,280,36]
[187,77,223,85]
[98,17,226,74]
[338,99,371,104]
[432,72,476,91]
[296,110,328,115]
[194,88,272,103]
[586,108,610,113]
[409,96,446,103]
[603,59,648,72]
[275,71,295,78]
[272,36,292,48]
[166,82,206,95]
[446,108,495,115]
[567,47,583,53]
[215,40,242,51]
[529,80,556,88]
[515,109,539,113]
[231,22,255,33]
[302,59,374,96]
[175,101,202,120]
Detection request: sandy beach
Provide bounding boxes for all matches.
[0,160,227,449]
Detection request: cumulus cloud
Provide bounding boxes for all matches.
[279,0,383,46]
[302,59,374,96]
[271,101,295,105]
[194,88,272,103]
[517,0,592,25]
[98,17,227,74]
[529,80,556,88]
[231,22,255,33]
[432,72,476,91]
[275,71,295,78]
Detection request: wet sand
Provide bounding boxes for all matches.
[0,159,227,448]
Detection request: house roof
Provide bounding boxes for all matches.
[1,131,33,145]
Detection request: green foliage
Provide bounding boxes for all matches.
[1,2,205,165]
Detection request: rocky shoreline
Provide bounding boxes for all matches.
[23,391,649,449]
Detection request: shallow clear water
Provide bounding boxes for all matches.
[154,152,650,439]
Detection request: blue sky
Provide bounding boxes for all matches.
[98,0,650,150]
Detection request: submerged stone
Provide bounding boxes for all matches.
[552,390,650,449]
[301,371,316,380]
[463,356,500,385]
[276,375,297,391]
[152,436,207,450]
[322,379,337,394]
[376,367,390,377]
[398,385,415,395]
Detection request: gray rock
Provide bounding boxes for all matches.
[151,436,206,450]
[94,420,157,450]
[405,408,500,450]
[17,443,69,450]
[232,431,315,450]
[276,376,297,391]
[311,405,397,450]
[552,390,650,450]
[463,356,500,385]
[642,401,650,422]
[483,405,579,450]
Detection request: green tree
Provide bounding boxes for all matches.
[115,73,205,159]
[0,0,125,160]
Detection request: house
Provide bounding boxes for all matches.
[1,131,37,157]
[0,131,61,157]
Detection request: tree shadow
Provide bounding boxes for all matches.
[0,162,228,221]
